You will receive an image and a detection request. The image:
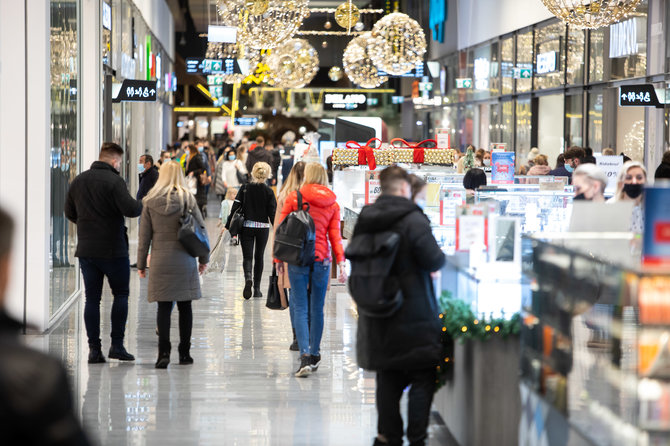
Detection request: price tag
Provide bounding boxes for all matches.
[365,172,381,204]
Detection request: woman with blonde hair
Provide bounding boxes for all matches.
[609,161,647,233]
[276,162,347,377]
[137,161,209,368]
[527,154,551,175]
[274,161,306,351]
[226,161,277,299]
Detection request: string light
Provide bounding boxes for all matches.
[266,38,319,89]
[370,12,426,76]
[328,66,343,82]
[540,0,642,28]
[343,32,388,88]
[335,1,360,30]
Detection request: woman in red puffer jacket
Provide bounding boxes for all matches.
[276,162,347,378]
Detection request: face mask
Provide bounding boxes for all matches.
[198,147,204,153]
[483,159,491,167]
[229,155,236,161]
[573,193,586,201]
[565,164,574,173]
[416,199,426,210]
[623,183,644,199]
[138,163,145,174]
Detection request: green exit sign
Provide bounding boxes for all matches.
[456,78,472,89]
[513,67,532,79]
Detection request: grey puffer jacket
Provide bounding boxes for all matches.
[137,192,209,302]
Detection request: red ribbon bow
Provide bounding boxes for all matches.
[390,138,437,164]
[346,138,383,171]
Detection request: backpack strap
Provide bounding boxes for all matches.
[297,190,310,212]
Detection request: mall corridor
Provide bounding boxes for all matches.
[30,214,452,446]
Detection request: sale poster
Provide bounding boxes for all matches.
[491,151,515,184]
[364,171,381,204]
[643,187,670,267]
[595,155,623,193]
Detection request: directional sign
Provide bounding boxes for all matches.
[456,78,472,89]
[619,84,661,107]
[513,67,532,79]
[113,79,157,102]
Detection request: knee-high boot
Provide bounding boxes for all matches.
[155,340,171,369]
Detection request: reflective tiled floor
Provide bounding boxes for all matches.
[32,212,454,446]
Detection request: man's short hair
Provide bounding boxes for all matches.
[255,136,265,145]
[0,206,14,257]
[100,142,124,159]
[564,146,585,161]
[379,165,410,194]
[141,154,154,166]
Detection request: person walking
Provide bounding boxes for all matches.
[64,142,142,364]
[226,162,277,299]
[276,162,347,378]
[185,143,208,216]
[273,161,306,351]
[353,165,446,446]
[137,161,209,369]
[136,154,159,201]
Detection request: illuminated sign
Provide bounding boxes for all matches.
[323,93,368,111]
[208,25,237,43]
[378,62,424,78]
[456,78,472,89]
[113,79,158,102]
[610,18,640,58]
[619,84,661,107]
[235,117,259,126]
[536,51,557,75]
[102,2,112,30]
[187,58,240,75]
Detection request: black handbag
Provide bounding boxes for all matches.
[236,168,249,184]
[228,186,246,237]
[178,201,210,258]
[265,265,283,310]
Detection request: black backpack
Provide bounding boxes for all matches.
[273,191,316,266]
[345,230,403,318]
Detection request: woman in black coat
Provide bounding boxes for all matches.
[184,143,208,215]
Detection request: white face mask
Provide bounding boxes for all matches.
[138,163,145,174]
[416,199,426,210]
[483,159,491,167]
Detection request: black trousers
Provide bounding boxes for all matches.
[157,301,192,346]
[376,368,437,446]
[240,227,269,286]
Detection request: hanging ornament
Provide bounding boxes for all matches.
[205,41,261,84]
[370,12,426,76]
[324,20,332,30]
[216,0,309,50]
[354,21,365,31]
[540,0,642,29]
[321,41,328,48]
[328,66,343,82]
[266,38,319,89]
[335,1,360,30]
[343,32,388,88]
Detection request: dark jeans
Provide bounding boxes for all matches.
[80,257,130,349]
[376,368,437,446]
[157,301,192,346]
[240,227,269,286]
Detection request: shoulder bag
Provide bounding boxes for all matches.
[178,200,210,258]
[228,186,246,237]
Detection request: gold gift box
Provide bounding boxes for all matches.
[423,149,456,165]
[373,149,394,166]
[332,148,359,166]
[393,148,414,163]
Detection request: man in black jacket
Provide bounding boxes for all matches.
[0,207,91,446]
[354,166,446,446]
[136,154,159,201]
[65,142,142,364]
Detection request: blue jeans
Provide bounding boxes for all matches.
[288,261,330,356]
[79,257,130,349]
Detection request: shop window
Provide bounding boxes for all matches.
[489,103,501,146]
[565,94,584,148]
[534,21,565,90]
[49,0,80,317]
[566,27,585,85]
[617,105,645,161]
[516,99,531,164]
[473,44,493,100]
[538,94,565,166]
[609,2,647,80]
[589,28,605,83]
[516,30,533,93]
[588,92,603,152]
[501,100,514,149]
[501,37,514,95]
[444,53,459,105]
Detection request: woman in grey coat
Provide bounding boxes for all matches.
[137,161,209,369]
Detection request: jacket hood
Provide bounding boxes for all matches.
[527,165,552,176]
[355,195,422,233]
[300,184,336,208]
[145,193,187,216]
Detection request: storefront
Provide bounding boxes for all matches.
[420,0,664,171]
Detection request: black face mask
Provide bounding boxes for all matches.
[574,193,587,201]
[623,183,644,199]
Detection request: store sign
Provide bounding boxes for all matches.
[536,51,557,74]
[207,25,237,43]
[102,2,112,30]
[456,78,472,89]
[234,117,258,126]
[610,18,639,58]
[113,79,158,102]
[187,58,240,75]
[323,93,367,111]
[619,84,661,107]
[378,62,424,78]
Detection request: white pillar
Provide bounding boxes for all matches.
[81,0,102,169]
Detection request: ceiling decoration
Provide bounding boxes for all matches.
[343,32,388,88]
[266,38,319,88]
[370,12,426,76]
[540,0,642,28]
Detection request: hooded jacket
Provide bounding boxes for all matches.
[65,161,142,258]
[278,184,345,263]
[527,164,552,176]
[354,195,445,371]
[137,193,208,302]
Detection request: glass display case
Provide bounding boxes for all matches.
[521,234,670,446]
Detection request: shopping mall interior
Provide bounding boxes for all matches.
[2,0,670,445]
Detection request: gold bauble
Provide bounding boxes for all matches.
[324,20,332,30]
[245,0,269,15]
[540,0,642,28]
[370,12,426,76]
[266,38,319,88]
[328,66,343,82]
[343,32,388,88]
[321,41,328,48]
[335,2,360,30]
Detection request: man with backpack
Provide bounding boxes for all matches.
[350,166,445,446]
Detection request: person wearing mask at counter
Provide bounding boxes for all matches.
[527,155,551,176]
[409,174,427,209]
[608,161,647,233]
[572,164,607,202]
[463,168,487,204]
[550,146,585,182]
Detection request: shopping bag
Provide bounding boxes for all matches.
[265,265,285,310]
[185,175,197,195]
[205,230,230,275]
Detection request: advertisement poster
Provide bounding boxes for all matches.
[491,151,515,184]
[364,171,381,205]
[643,187,670,267]
[595,155,623,193]
[436,128,450,149]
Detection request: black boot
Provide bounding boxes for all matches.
[155,340,171,369]
[253,274,263,298]
[88,346,106,364]
[289,327,298,351]
[178,342,193,365]
[243,261,253,300]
